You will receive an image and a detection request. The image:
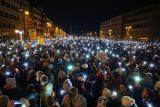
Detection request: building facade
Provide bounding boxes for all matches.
[100,16,123,40]
[0,0,29,40]
[100,4,160,41]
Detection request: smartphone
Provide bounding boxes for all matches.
[14,100,22,107]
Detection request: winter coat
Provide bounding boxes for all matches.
[62,94,87,107]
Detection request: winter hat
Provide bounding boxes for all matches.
[97,96,107,107]
[0,95,9,107]
[82,64,88,69]
[36,71,44,78]
[63,79,73,92]
[102,88,111,97]
[145,72,152,77]
[115,68,124,75]
[40,75,49,86]
[58,71,67,79]
[6,78,16,88]
[122,96,135,107]
[154,81,160,91]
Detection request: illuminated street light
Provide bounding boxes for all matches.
[126,26,132,40]
[25,11,29,15]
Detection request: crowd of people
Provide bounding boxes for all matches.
[0,37,160,107]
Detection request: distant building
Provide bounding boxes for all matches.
[0,0,29,40]
[100,16,123,40]
[100,4,160,41]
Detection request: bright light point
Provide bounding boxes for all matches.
[148,103,152,107]
[68,65,73,71]
[143,61,147,65]
[25,53,29,58]
[134,76,141,82]
[104,71,107,74]
[83,75,87,81]
[112,91,117,96]
[112,54,115,57]
[23,63,28,67]
[60,90,65,95]
[22,104,26,107]
[5,71,11,76]
[25,11,29,15]
[57,50,60,53]
[15,30,19,33]
[116,55,119,58]
[97,46,100,50]
[128,85,133,90]
[118,62,122,66]
[149,63,154,68]
[133,56,136,59]
[105,49,108,53]
[86,54,90,59]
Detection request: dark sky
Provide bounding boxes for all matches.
[28,0,159,34]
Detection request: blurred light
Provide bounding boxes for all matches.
[86,54,90,59]
[5,71,11,76]
[149,63,155,68]
[134,76,141,82]
[128,85,133,90]
[60,89,65,95]
[57,50,60,53]
[143,61,147,65]
[83,74,87,81]
[68,65,73,71]
[147,103,152,107]
[25,11,29,15]
[23,62,28,67]
[118,62,122,66]
[112,91,117,96]
[105,49,108,53]
[97,46,100,50]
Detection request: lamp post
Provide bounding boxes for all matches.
[108,29,112,39]
[24,10,29,40]
[126,26,132,40]
[47,22,51,38]
[15,30,23,41]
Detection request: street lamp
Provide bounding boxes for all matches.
[15,30,23,41]
[25,11,29,15]
[108,29,112,39]
[23,10,29,40]
[126,26,132,40]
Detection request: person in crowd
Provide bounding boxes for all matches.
[0,95,9,107]
[61,87,87,107]
[153,81,160,107]
[25,84,39,107]
[81,81,95,107]
[40,75,53,106]
[63,79,73,94]
[0,37,159,107]
[2,78,22,100]
[121,96,137,107]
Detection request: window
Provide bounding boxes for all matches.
[1,0,5,6]
[9,14,12,19]
[4,12,8,18]
[0,11,3,17]
[6,2,10,8]
[11,5,14,10]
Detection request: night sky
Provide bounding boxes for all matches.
[28,0,159,34]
